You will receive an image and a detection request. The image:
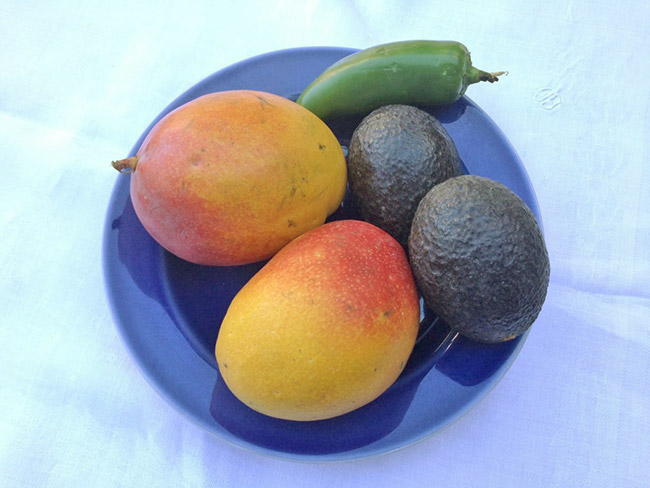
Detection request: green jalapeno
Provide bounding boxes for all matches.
[297,40,505,120]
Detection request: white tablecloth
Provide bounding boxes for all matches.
[2,1,648,486]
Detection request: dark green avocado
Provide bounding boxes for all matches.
[408,175,550,343]
[347,104,463,247]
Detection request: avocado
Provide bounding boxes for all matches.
[408,175,550,343]
[347,104,463,247]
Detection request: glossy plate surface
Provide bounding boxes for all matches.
[102,47,541,462]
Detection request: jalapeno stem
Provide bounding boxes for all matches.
[481,70,507,82]
[469,68,507,84]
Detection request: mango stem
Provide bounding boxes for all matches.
[112,156,139,173]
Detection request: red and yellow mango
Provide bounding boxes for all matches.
[116,89,347,266]
[215,220,421,421]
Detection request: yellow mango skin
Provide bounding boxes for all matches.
[130,90,347,266]
[215,220,420,421]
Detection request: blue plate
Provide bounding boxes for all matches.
[102,47,542,462]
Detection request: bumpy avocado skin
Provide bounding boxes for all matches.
[408,175,550,343]
[347,105,463,247]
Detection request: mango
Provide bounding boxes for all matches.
[113,90,347,266]
[215,220,420,421]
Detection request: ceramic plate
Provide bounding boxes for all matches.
[102,47,541,462]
